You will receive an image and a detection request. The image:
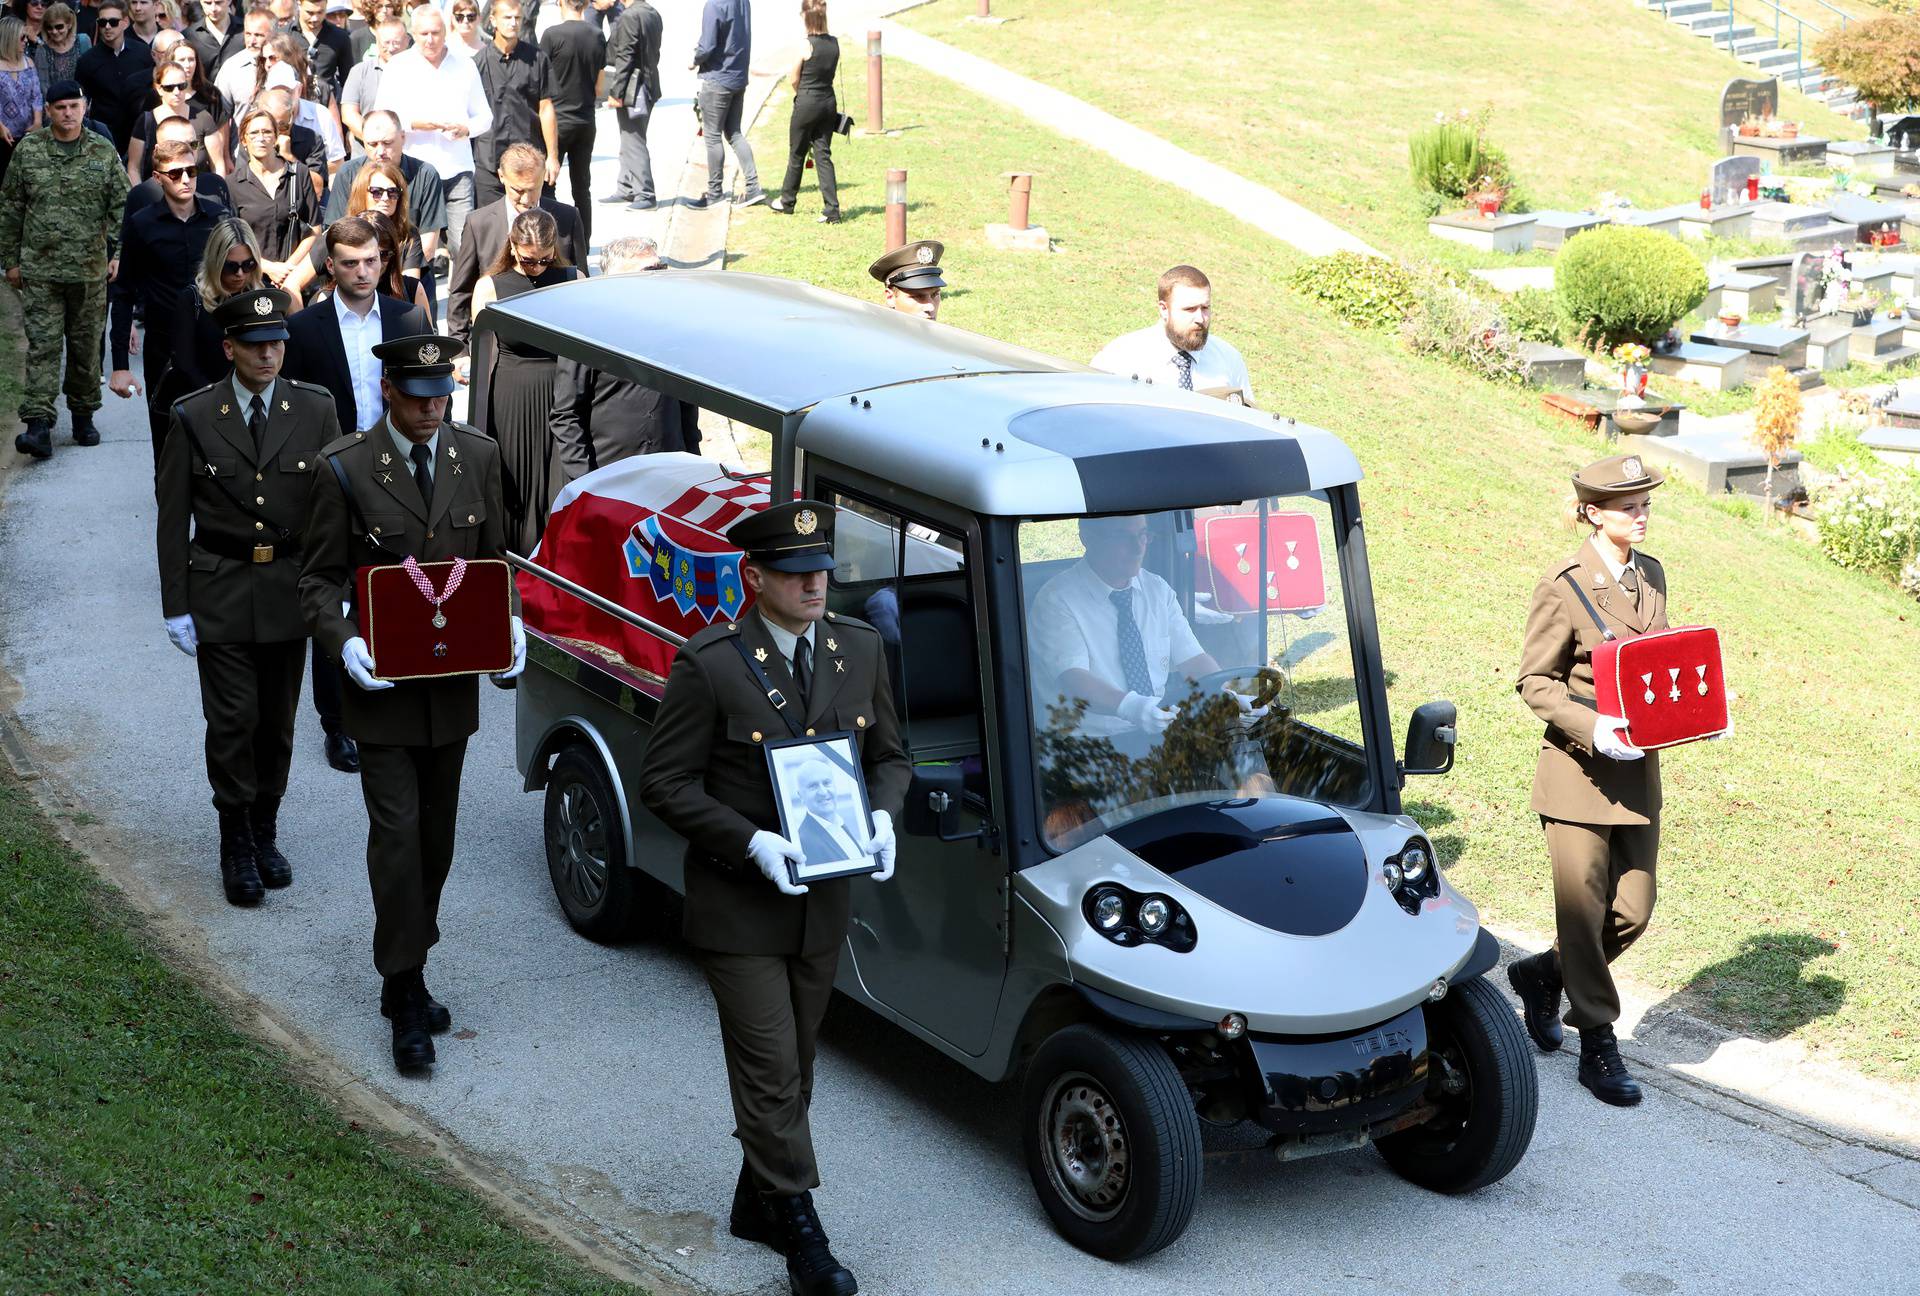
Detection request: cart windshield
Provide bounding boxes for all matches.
[1020,496,1373,851]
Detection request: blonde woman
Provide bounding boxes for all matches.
[29,3,84,91]
[0,16,41,182]
[167,215,265,393]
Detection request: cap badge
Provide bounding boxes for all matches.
[916,245,934,264]
[794,508,818,536]
[419,343,441,365]
[253,295,271,316]
[1622,456,1643,478]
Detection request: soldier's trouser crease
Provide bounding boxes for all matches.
[18,277,107,422]
[1544,815,1659,1030]
[197,638,306,813]
[358,739,468,977]
[698,944,839,1196]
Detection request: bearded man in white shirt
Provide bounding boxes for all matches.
[374,3,493,252]
[1092,264,1254,405]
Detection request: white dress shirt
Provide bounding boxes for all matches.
[761,613,816,677]
[388,421,442,494]
[215,50,259,117]
[373,45,493,178]
[801,810,862,864]
[1028,559,1205,739]
[230,374,278,428]
[335,290,384,433]
[1091,323,1255,405]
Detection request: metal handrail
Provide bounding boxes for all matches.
[1650,0,1857,117]
[506,552,689,647]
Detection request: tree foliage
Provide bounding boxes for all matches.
[1814,16,1920,111]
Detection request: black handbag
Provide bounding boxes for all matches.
[832,35,853,136]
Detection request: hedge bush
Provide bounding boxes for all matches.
[1287,252,1417,330]
[1400,269,1530,385]
[1814,468,1920,582]
[1503,287,1563,345]
[1555,225,1708,348]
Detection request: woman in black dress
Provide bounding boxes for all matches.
[768,0,838,223]
[467,208,577,554]
[167,215,267,394]
[226,106,322,286]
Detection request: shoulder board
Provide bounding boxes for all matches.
[1543,553,1583,580]
[282,378,333,399]
[171,380,224,416]
[685,620,745,651]
[321,428,369,457]
[447,419,496,445]
[821,610,880,636]
[1636,550,1664,572]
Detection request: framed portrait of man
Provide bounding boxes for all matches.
[765,731,880,885]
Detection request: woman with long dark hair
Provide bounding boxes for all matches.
[768,0,838,223]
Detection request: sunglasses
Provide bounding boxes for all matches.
[160,80,189,91]
[451,10,475,18]
[514,251,552,267]
[96,15,122,25]
[222,256,258,274]
[366,184,399,198]
[158,163,197,179]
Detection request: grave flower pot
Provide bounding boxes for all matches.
[1473,194,1500,217]
[1613,409,1662,436]
[1782,124,1799,138]
[1718,312,1743,330]
[1621,364,1648,396]
[1740,123,1760,137]
[1852,307,1874,327]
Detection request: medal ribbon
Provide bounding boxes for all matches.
[402,556,467,625]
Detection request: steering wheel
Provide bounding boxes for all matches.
[1177,665,1289,713]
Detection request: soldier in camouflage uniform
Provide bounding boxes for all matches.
[0,80,129,460]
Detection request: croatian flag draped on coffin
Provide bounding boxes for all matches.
[522,453,771,689]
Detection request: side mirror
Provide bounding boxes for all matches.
[1403,700,1457,777]
[904,763,965,838]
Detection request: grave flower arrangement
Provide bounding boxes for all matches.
[1612,342,1651,402]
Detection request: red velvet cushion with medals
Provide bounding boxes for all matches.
[1196,511,1327,613]
[356,558,514,681]
[1593,625,1729,750]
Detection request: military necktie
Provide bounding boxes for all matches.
[1620,566,1641,610]
[247,394,265,451]
[1111,588,1153,696]
[1174,350,1194,391]
[410,441,433,503]
[791,634,812,706]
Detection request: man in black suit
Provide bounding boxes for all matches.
[282,214,432,773]
[293,0,355,103]
[187,0,247,76]
[76,0,153,153]
[446,141,585,341]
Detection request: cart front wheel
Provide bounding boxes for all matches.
[1020,1023,1201,1260]
[544,744,645,942]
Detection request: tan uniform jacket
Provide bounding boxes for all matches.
[1517,537,1668,826]
[637,607,912,957]
[297,420,508,748]
[156,379,342,644]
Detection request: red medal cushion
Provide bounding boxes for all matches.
[1195,511,1326,613]
[1593,625,1728,750]
[356,559,514,681]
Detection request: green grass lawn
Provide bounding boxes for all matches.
[0,777,640,1295]
[733,59,1920,1080]
[900,0,1862,272]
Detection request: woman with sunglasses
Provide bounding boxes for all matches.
[166,215,266,393]
[445,0,482,57]
[12,0,43,45]
[125,55,229,181]
[0,17,41,183]
[28,2,83,92]
[468,208,576,552]
[227,105,323,286]
[284,159,427,307]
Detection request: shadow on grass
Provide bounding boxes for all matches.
[1653,931,1846,1059]
[1401,798,1463,868]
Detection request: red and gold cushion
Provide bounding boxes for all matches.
[1594,625,1729,750]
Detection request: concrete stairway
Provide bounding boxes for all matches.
[1643,0,1869,121]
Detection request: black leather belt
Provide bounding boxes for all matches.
[195,534,302,564]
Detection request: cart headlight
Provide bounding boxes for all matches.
[1383,837,1440,916]
[1080,884,1197,952]
[1381,861,1403,891]
[1400,845,1429,884]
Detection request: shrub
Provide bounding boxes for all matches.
[1288,252,1417,330]
[1409,108,1523,207]
[1752,365,1804,502]
[1503,287,1563,345]
[1813,468,1920,580]
[1814,16,1920,111]
[1400,269,1530,385]
[1555,225,1709,349]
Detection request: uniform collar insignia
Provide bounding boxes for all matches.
[380,451,393,466]
[825,637,836,651]
[753,646,768,662]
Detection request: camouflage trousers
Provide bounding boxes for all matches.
[17,276,107,423]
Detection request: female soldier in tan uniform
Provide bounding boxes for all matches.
[1507,454,1667,1107]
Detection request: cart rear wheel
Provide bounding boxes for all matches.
[544,745,647,942]
[1020,1024,1201,1261]
[1376,976,1537,1193]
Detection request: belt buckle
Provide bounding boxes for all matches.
[252,544,274,564]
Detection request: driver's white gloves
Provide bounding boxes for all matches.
[163,614,198,657]
[1222,684,1270,724]
[1117,691,1177,734]
[747,830,809,895]
[1592,714,1645,761]
[342,636,395,691]
[866,809,897,881]
[1191,592,1235,625]
[493,615,527,681]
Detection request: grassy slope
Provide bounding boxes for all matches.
[731,59,1920,1078]
[901,0,1862,271]
[0,778,637,1295]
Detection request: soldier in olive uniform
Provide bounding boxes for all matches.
[868,238,944,322]
[156,287,343,905]
[298,334,525,1076]
[637,501,910,1296]
[0,79,130,460]
[1509,454,1670,1108]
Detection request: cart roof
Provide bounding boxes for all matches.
[476,271,1362,514]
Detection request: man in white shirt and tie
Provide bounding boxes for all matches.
[792,759,863,867]
[1092,264,1255,405]
[374,4,494,254]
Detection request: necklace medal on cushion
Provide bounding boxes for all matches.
[403,555,467,629]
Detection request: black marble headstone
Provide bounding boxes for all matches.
[1720,76,1780,132]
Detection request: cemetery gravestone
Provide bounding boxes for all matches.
[1787,251,1818,324]
[1720,75,1780,146]
[1710,156,1761,206]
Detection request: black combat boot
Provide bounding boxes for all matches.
[218,809,265,905]
[14,418,52,459]
[1577,1023,1644,1107]
[1506,949,1564,1052]
[768,1192,858,1296]
[385,969,436,1073]
[249,798,293,888]
[728,1160,781,1252]
[70,410,100,446]
[381,968,450,1033]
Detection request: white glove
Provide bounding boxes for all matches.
[1592,714,1645,761]
[1222,683,1270,724]
[342,636,395,691]
[163,614,198,657]
[746,829,808,896]
[865,809,896,882]
[1190,593,1235,625]
[493,614,526,681]
[1116,691,1177,735]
